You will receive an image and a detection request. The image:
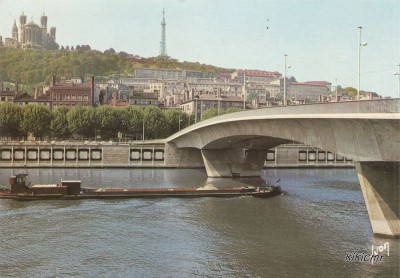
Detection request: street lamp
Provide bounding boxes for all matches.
[217,88,221,115]
[142,113,145,142]
[357,26,368,100]
[394,63,400,98]
[243,71,246,110]
[194,95,199,123]
[178,114,183,131]
[335,78,338,101]
[283,54,290,105]
[200,100,205,121]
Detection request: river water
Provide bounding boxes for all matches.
[0,168,398,277]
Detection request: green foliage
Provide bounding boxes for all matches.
[346,87,358,96]
[225,107,242,114]
[67,106,96,139]
[120,106,143,138]
[21,105,51,139]
[0,103,23,139]
[164,109,188,134]
[143,106,166,139]
[201,107,241,121]
[0,48,231,88]
[201,108,222,120]
[51,106,71,139]
[0,102,244,141]
[95,106,120,140]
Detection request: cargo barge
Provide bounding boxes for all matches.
[0,174,282,201]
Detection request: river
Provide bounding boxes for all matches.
[0,168,398,277]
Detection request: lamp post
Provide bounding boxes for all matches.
[200,100,204,121]
[335,78,338,101]
[283,54,287,105]
[394,63,400,98]
[357,26,368,100]
[142,113,145,142]
[243,71,246,110]
[194,96,198,123]
[217,88,221,115]
[178,114,182,131]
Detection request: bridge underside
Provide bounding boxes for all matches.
[201,136,291,178]
[167,112,400,237]
[356,161,400,237]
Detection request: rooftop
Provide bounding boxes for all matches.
[237,69,281,77]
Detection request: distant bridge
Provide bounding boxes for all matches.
[165,99,400,237]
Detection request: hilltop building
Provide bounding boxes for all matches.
[1,13,58,50]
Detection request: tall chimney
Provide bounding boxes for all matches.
[52,75,56,86]
[1,81,3,92]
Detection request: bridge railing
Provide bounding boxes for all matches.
[166,99,400,141]
[234,99,400,118]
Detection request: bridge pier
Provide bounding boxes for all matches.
[356,162,400,237]
[201,148,267,178]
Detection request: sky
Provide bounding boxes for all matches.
[0,0,399,97]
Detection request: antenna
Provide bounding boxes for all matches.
[159,8,167,57]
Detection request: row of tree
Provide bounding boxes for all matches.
[0,103,242,141]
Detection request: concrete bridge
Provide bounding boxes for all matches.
[165,99,400,237]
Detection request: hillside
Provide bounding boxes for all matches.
[0,48,231,88]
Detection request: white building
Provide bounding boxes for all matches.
[180,94,244,121]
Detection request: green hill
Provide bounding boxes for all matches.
[0,48,231,88]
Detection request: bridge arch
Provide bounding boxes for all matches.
[165,100,400,237]
[168,115,399,162]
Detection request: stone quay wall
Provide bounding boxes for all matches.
[0,141,354,169]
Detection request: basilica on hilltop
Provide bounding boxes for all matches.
[0,12,59,50]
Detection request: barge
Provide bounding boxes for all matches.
[0,174,282,201]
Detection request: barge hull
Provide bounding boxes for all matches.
[0,188,281,201]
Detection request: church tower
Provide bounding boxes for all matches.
[12,20,18,42]
[40,13,48,48]
[159,8,167,57]
[19,13,27,43]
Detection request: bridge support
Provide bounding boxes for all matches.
[356,162,400,237]
[201,149,267,178]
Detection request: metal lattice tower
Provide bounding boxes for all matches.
[159,8,167,57]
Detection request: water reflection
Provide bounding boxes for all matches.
[0,168,398,277]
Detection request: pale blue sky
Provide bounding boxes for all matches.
[0,0,399,97]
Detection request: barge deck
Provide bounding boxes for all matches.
[0,174,282,201]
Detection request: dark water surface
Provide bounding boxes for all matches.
[0,168,398,277]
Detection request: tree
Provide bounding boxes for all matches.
[72,66,82,79]
[67,106,96,139]
[345,87,358,97]
[21,104,51,140]
[95,106,120,140]
[201,108,220,120]
[143,106,166,139]
[164,109,184,135]
[104,48,116,54]
[51,106,71,139]
[120,106,143,139]
[225,107,241,114]
[0,103,23,139]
